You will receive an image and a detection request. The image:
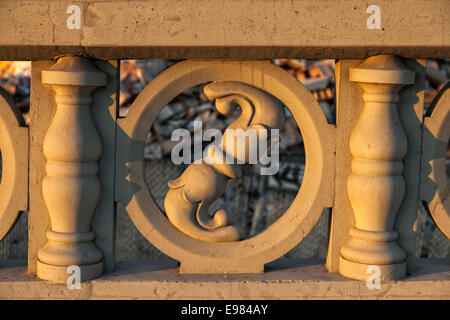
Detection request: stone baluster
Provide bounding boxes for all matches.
[37,56,106,283]
[339,55,415,281]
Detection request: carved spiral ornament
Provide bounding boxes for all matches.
[116,60,335,273]
[164,80,286,242]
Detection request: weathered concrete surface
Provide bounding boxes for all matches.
[0,0,449,60]
[0,259,448,299]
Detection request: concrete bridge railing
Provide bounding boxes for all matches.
[0,0,449,299]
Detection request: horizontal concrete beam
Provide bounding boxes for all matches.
[0,259,449,299]
[0,0,449,60]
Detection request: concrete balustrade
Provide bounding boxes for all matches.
[0,0,448,299]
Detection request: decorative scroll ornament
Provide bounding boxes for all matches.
[116,60,335,273]
[164,81,285,242]
[0,88,28,240]
[421,82,450,239]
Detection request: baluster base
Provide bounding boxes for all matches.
[339,227,406,281]
[339,256,405,282]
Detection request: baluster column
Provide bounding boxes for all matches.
[36,56,106,283]
[339,55,415,281]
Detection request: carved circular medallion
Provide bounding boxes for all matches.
[422,83,450,239]
[116,60,335,273]
[0,89,28,240]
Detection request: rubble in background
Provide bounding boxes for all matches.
[0,61,31,124]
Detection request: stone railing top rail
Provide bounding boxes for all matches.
[0,0,449,60]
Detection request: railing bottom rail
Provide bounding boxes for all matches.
[0,258,449,300]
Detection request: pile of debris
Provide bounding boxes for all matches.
[0,61,31,124]
[274,58,335,122]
